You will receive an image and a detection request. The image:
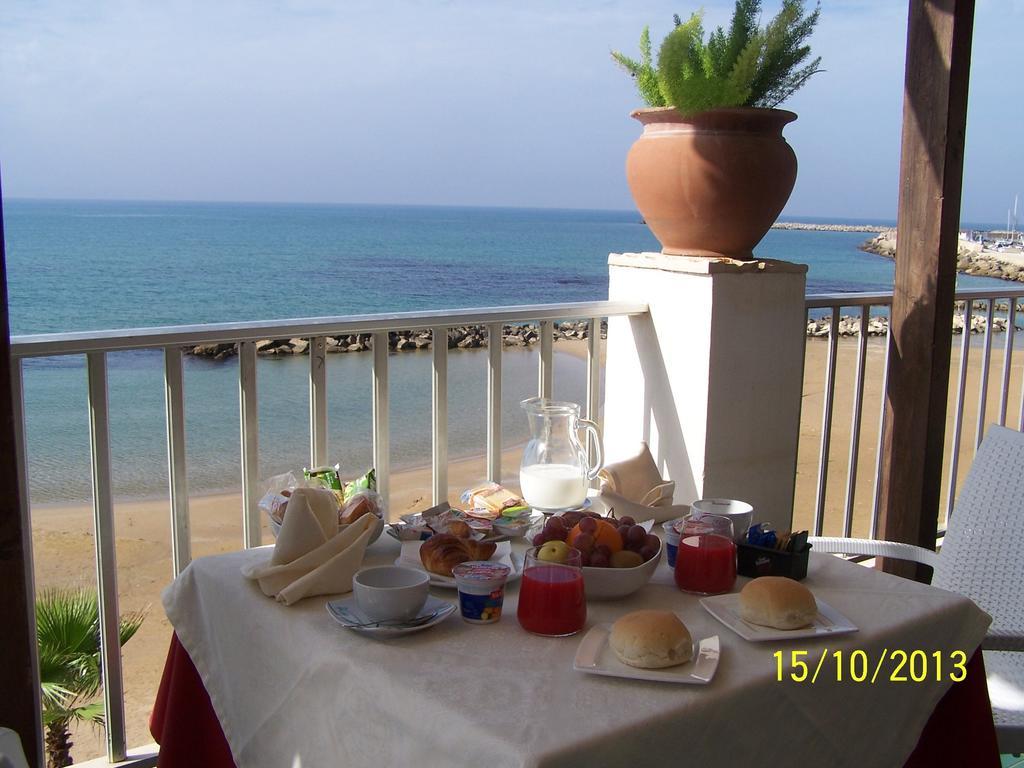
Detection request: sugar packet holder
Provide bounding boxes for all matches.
[737,525,811,580]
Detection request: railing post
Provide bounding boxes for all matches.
[538,320,553,398]
[372,331,390,508]
[586,317,602,470]
[486,322,502,483]
[86,352,127,762]
[432,326,449,504]
[945,302,973,525]
[973,299,994,451]
[870,318,893,540]
[309,336,328,467]
[163,346,191,575]
[842,307,870,538]
[239,341,261,548]
[814,306,840,536]
[998,300,1016,426]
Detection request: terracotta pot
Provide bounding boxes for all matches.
[626,107,798,260]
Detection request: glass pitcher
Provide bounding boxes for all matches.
[519,398,603,513]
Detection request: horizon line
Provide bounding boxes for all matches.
[5,195,908,224]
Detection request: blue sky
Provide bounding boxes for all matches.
[0,1,1020,223]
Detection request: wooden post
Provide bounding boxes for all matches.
[877,0,975,581]
[0,175,44,762]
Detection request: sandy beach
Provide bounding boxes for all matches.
[29,335,1024,760]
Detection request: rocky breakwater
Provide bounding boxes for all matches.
[807,304,1019,338]
[772,222,890,233]
[187,320,607,360]
[861,229,1024,283]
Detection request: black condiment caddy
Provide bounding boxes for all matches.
[737,541,811,580]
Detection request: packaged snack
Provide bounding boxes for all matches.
[428,507,492,538]
[461,483,525,516]
[342,468,377,501]
[304,465,342,492]
[258,471,304,524]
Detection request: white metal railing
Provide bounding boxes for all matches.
[18,283,1024,764]
[803,287,1024,540]
[9,300,645,765]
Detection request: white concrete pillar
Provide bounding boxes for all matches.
[603,252,807,530]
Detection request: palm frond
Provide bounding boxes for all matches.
[35,589,146,732]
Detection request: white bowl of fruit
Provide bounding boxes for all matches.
[531,511,662,600]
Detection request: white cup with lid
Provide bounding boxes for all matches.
[690,498,753,544]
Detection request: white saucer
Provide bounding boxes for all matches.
[535,498,593,516]
[326,595,455,637]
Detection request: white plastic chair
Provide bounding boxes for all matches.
[0,728,29,768]
[808,424,1024,754]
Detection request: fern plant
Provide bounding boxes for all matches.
[612,1,822,114]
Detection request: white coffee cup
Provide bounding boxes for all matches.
[353,566,429,622]
[690,498,753,543]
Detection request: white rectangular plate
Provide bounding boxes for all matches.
[573,623,719,684]
[397,539,521,588]
[700,593,858,642]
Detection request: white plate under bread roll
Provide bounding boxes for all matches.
[738,577,817,630]
[609,610,693,669]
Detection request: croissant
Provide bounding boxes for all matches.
[420,533,497,577]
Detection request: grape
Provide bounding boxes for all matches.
[618,516,636,527]
[578,551,591,567]
[543,519,567,542]
[593,544,612,558]
[578,517,598,534]
[589,551,610,568]
[561,512,583,528]
[638,544,658,562]
[545,517,566,534]
[644,533,660,550]
[626,525,647,547]
[616,525,631,545]
[532,532,547,547]
[572,532,595,554]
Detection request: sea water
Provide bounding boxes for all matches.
[4,199,1013,504]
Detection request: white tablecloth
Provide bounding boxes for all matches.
[163,538,990,768]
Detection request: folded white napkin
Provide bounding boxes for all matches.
[599,443,675,506]
[598,443,682,523]
[241,487,374,605]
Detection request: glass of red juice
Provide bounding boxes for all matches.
[517,547,586,636]
[674,514,736,595]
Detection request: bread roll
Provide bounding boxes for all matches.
[609,610,693,669]
[738,577,817,630]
